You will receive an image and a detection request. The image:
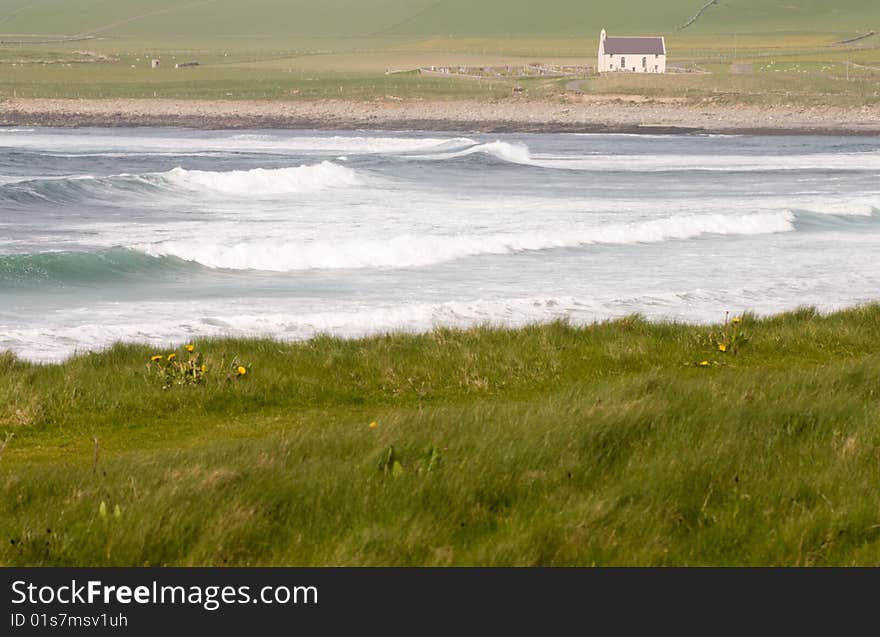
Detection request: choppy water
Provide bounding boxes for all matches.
[1,127,879,362]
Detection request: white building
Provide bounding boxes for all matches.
[597,29,666,74]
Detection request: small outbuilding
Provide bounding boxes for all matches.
[597,29,666,74]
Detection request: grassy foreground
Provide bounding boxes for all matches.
[2,305,880,566]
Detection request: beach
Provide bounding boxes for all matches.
[2,97,879,135]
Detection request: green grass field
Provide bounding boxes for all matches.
[3,305,880,566]
[0,0,875,38]
[0,0,877,103]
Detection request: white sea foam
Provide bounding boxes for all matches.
[411,140,533,165]
[413,140,880,172]
[0,163,363,202]
[0,296,593,362]
[133,211,796,272]
[0,130,475,156]
[526,152,880,172]
[0,175,32,185]
[458,140,534,164]
[0,174,96,186]
[7,282,878,364]
[150,161,363,196]
[787,197,880,217]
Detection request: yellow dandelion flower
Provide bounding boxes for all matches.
[698,360,710,367]
[732,317,742,325]
[237,366,247,376]
[184,344,194,353]
[167,353,177,361]
[369,421,378,429]
[151,355,163,362]
[718,343,727,352]
[200,364,207,373]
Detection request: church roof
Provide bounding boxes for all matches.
[603,36,665,55]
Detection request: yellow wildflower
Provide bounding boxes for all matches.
[369,421,378,429]
[237,366,247,376]
[200,364,207,373]
[184,344,194,353]
[718,343,727,353]
[167,353,177,361]
[698,360,710,367]
[732,317,742,325]
[151,355,163,362]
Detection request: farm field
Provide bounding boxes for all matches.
[0,0,876,104]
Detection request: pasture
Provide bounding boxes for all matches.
[0,0,876,103]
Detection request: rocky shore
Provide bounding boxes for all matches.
[1,96,879,135]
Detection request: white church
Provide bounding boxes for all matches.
[597,29,666,74]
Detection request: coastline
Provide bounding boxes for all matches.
[2,97,879,135]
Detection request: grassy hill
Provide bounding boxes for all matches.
[387,0,879,36]
[690,0,878,33]
[0,0,875,39]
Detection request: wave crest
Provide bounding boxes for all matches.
[134,211,797,272]
[0,161,362,204]
[412,140,533,165]
[151,161,362,196]
[412,141,880,172]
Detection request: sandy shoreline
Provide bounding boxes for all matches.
[1,97,879,135]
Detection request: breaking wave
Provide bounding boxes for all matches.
[3,211,817,284]
[412,141,880,172]
[408,140,533,165]
[135,211,800,272]
[0,161,362,204]
[155,162,363,196]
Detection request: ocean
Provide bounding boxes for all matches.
[1,127,878,363]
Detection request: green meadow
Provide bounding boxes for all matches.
[0,0,875,38]
[0,0,877,103]
[2,306,880,566]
